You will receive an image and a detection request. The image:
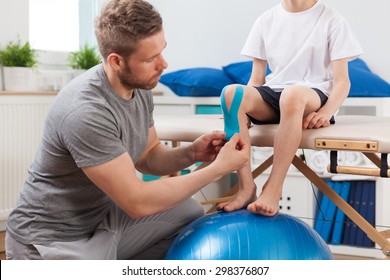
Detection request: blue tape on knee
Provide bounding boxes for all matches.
[221,85,244,140]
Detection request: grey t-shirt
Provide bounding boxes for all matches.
[6,64,154,244]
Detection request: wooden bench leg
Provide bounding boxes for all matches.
[292,155,390,259]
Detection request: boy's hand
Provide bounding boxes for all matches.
[303,111,331,129]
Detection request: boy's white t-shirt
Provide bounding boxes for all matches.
[241,1,363,95]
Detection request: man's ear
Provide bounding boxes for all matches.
[106,53,123,71]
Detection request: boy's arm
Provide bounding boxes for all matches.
[247,58,267,87]
[304,57,351,129]
[320,57,351,116]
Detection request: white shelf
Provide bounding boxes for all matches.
[329,245,385,259]
[341,97,390,116]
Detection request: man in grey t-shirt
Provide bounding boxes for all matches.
[5,0,249,260]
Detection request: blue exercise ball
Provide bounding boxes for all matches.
[165,209,333,260]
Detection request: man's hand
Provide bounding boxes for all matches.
[213,133,249,173]
[190,130,227,163]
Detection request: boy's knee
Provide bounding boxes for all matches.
[221,84,242,104]
[280,87,305,111]
[221,84,246,112]
[221,84,246,140]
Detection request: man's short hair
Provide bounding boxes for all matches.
[95,0,163,61]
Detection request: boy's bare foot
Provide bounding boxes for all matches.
[247,185,282,216]
[217,184,257,212]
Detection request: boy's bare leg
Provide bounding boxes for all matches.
[247,112,302,216]
[247,86,322,216]
[217,162,257,211]
[217,85,275,212]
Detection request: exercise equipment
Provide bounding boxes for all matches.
[165,209,333,260]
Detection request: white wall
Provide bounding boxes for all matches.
[0,0,29,90]
[149,0,390,83]
[0,0,389,83]
[0,0,29,44]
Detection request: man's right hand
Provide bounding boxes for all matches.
[213,133,249,173]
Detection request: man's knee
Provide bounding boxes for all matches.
[176,198,204,226]
[167,198,204,230]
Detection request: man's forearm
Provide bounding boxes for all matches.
[137,143,195,176]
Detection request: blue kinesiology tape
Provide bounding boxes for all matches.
[221,85,244,140]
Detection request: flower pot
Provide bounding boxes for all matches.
[2,66,39,91]
[0,67,3,90]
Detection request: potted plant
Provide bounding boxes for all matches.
[68,43,101,77]
[0,38,39,91]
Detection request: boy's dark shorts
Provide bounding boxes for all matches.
[247,86,336,125]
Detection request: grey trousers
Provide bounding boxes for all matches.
[6,198,204,260]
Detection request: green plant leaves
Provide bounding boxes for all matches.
[68,44,101,70]
[0,39,38,67]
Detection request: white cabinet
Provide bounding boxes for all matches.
[153,96,220,115]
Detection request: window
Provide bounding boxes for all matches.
[29,0,80,52]
[29,0,100,66]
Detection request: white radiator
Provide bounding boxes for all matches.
[0,95,56,230]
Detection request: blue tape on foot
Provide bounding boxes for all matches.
[221,85,244,140]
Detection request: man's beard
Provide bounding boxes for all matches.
[118,63,160,91]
